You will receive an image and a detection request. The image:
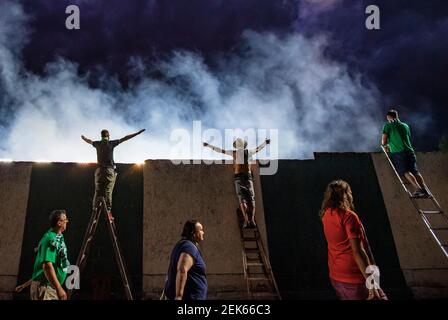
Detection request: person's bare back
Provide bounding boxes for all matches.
[203,138,270,228]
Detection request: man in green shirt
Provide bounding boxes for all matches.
[381,109,429,197]
[30,210,70,300]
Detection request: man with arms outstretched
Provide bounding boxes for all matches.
[82,129,145,211]
[203,138,270,228]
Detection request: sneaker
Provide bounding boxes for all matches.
[242,221,249,229]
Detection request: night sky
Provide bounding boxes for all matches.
[5,0,448,153]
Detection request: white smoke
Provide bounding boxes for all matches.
[0,0,383,163]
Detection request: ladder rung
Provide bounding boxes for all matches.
[251,292,278,298]
[246,262,264,266]
[421,210,443,214]
[431,227,448,231]
[243,237,258,241]
[248,277,270,281]
[246,259,261,264]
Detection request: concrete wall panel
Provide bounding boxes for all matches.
[142,161,268,299]
[372,152,448,298]
[0,162,32,299]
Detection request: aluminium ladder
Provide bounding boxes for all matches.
[381,146,448,258]
[68,197,133,299]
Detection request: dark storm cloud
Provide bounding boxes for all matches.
[21,0,299,79]
[1,0,446,162]
[296,0,448,149]
[1,0,386,161]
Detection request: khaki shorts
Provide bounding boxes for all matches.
[30,281,59,300]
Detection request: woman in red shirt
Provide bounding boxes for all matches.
[320,180,385,300]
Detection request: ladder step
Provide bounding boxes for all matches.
[431,227,448,231]
[246,258,262,264]
[248,277,270,281]
[246,262,264,266]
[421,210,443,215]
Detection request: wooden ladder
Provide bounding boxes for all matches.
[237,209,281,300]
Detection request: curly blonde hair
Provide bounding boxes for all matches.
[319,180,354,219]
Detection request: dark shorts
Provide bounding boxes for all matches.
[234,173,255,207]
[390,151,419,176]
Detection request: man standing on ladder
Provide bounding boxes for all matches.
[203,138,270,228]
[81,128,145,212]
[381,109,429,197]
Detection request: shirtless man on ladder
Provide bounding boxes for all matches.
[203,138,270,228]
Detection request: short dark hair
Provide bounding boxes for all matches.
[181,220,200,240]
[101,129,109,137]
[49,210,66,228]
[387,109,398,119]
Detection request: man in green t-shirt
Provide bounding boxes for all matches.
[30,210,70,300]
[381,109,429,197]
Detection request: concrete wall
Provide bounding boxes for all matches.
[1,153,447,300]
[260,155,411,299]
[372,152,448,298]
[0,162,32,299]
[15,162,143,300]
[142,161,269,299]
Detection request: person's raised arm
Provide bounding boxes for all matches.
[43,262,67,300]
[175,252,194,300]
[250,138,270,155]
[203,142,233,156]
[81,135,93,145]
[119,129,145,144]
